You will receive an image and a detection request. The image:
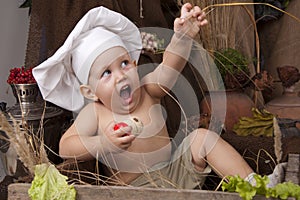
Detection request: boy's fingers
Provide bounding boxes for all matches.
[175,17,184,25]
[192,6,202,17]
[200,19,208,26]
[180,3,195,21]
[196,17,208,26]
[119,134,135,144]
[198,11,206,21]
[181,2,193,15]
[194,19,208,28]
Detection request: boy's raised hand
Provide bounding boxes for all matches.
[174,3,208,38]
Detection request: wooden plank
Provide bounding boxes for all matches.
[8,183,275,200]
[285,154,300,184]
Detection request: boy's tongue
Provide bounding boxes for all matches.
[120,85,131,100]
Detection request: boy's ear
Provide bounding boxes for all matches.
[80,85,98,101]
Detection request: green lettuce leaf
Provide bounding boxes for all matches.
[253,174,269,195]
[222,175,256,200]
[235,181,256,200]
[269,182,300,200]
[223,174,300,200]
[28,163,76,200]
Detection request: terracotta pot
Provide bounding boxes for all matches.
[266,91,300,119]
[265,91,300,130]
[200,90,255,133]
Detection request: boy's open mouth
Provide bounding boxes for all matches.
[119,85,131,100]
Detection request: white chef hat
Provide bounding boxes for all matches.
[32,6,142,112]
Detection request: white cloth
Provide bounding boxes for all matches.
[245,162,287,188]
[267,162,287,188]
[33,6,142,112]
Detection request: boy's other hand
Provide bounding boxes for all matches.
[174,3,208,38]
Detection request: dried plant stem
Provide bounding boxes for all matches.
[215,176,228,191]
[241,5,260,74]
[202,2,300,24]
[273,117,282,164]
[156,82,188,137]
[256,148,276,173]
[0,112,49,175]
[240,5,262,106]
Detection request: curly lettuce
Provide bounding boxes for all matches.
[28,163,76,200]
[222,174,300,200]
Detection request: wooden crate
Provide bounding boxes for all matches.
[8,183,276,200]
[8,153,299,200]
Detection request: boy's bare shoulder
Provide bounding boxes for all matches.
[83,101,104,111]
[73,101,105,134]
[76,101,104,120]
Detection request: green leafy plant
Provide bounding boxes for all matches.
[222,174,300,200]
[233,108,274,137]
[213,48,250,90]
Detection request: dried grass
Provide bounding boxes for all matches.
[0,112,49,176]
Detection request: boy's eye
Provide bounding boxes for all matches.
[101,70,111,77]
[121,60,129,68]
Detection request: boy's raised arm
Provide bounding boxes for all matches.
[142,3,207,98]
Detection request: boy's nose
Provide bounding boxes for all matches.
[115,71,126,83]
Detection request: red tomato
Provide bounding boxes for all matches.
[113,122,128,130]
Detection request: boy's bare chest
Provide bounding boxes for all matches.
[99,96,167,137]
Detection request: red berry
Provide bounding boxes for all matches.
[7,66,36,84]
